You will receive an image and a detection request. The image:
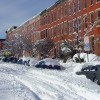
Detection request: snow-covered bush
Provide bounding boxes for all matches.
[59,40,78,62]
[73,53,98,63]
[33,38,54,58]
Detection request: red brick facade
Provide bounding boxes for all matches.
[39,0,100,56]
[0,39,5,50]
[6,0,100,57]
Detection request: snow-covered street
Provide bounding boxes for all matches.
[0,61,100,100]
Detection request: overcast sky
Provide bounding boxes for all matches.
[0,0,57,39]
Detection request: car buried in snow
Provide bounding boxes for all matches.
[34,58,63,70]
[76,63,100,85]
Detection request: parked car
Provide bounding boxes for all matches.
[76,64,100,85]
[17,59,23,65]
[35,58,62,70]
[1,56,17,63]
[2,57,8,62]
[17,57,30,66]
[7,57,18,63]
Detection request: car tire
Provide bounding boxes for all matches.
[93,78,100,85]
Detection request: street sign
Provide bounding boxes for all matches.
[84,36,90,51]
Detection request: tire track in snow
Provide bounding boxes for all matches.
[16,76,57,100]
[16,71,86,100]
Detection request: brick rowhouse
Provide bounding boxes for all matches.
[6,0,100,57]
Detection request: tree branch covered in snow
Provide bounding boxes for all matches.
[4,33,33,57]
[33,38,54,57]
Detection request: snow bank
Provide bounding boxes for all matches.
[22,56,30,62]
[73,53,98,62]
[0,59,100,100]
[29,57,39,66]
[38,58,60,66]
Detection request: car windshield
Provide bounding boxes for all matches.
[96,65,100,67]
[38,61,45,65]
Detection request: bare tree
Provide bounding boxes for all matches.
[33,38,54,58]
[4,33,33,58]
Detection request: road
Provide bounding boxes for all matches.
[0,62,100,100]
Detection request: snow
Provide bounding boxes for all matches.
[22,56,30,62]
[0,58,100,100]
[29,57,39,66]
[73,53,98,62]
[35,58,61,67]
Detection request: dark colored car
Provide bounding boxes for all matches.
[76,64,100,85]
[2,57,8,62]
[7,57,18,63]
[35,60,61,70]
[2,57,18,63]
[17,59,23,65]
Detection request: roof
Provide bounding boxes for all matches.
[0,33,6,39]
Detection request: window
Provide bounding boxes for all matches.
[45,29,48,37]
[84,0,87,8]
[91,37,94,52]
[49,29,51,38]
[50,28,53,38]
[64,21,68,33]
[90,36,94,53]
[68,6,72,16]
[69,21,73,34]
[97,10,100,19]
[64,6,67,16]
[45,16,48,24]
[78,18,81,31]
[43,16,45,25]
[74,40,77,46]
[58,24,61,35]
[78,0,81,11]
[84,16,88,28]
[61,23,63,34]
[90,66,98,71]
[61,8,63,18]
[73,3,76,13]
[53,26,56,37]
[90,0,94,5]
[90,13,94,25]
[58,9,61,19]
[57,25,59,35]
[54,12,56,21]
[73,19,77,32]
[39,61,45,65]
[51,13,53,22]
[97,0,100,2]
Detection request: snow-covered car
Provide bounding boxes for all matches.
[35,58,62,70]
[76,62,100,85]
[17,57,30,66]
[28,58,39,66]
[17,58,23,65]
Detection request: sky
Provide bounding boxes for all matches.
[0,0,57,39]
